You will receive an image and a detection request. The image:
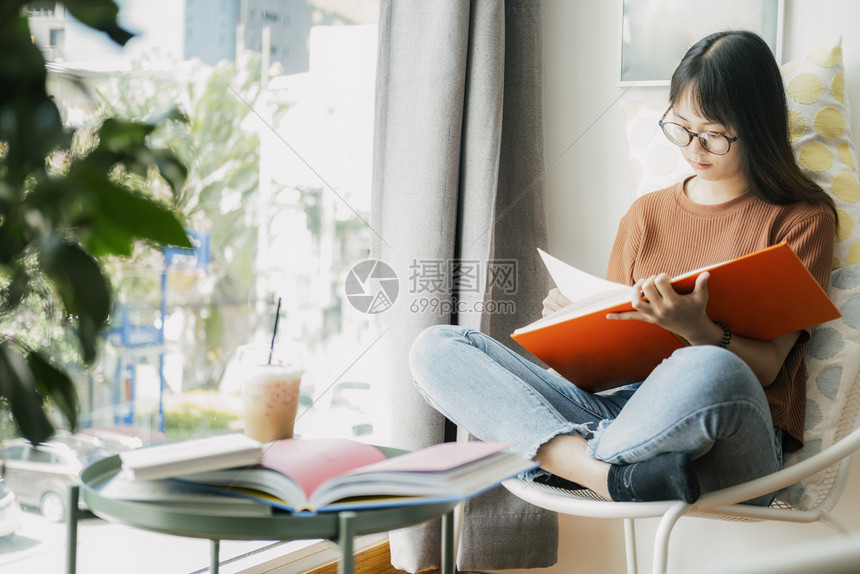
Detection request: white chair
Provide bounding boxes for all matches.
[504,336,860,574]
[504,264,860,574]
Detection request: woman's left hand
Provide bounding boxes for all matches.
[606,271,715,344]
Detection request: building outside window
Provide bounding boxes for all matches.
[48,27,64,48]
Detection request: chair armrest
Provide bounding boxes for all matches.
[693,426,860,510]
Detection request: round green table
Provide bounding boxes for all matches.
[67,455,457,574]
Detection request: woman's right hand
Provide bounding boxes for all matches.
[541,287,571,317]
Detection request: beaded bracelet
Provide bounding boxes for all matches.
[714,321,732,348]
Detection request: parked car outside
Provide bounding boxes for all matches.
[79,425,165,452]
[0,432,113,522]
[0,479,22,537]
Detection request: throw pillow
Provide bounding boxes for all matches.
[778,264,860,509]
[781,38,860,268]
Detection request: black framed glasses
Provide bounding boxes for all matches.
[658,107,738,156]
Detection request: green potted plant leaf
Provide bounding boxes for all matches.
[0,0,192,444]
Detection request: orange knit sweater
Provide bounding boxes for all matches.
[606,178,836,452]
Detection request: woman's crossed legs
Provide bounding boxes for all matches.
[409,325,781,504]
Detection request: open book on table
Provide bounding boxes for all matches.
[172,438,537,513]
[511,241,841,393]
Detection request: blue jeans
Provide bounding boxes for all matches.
[409,324,783,505]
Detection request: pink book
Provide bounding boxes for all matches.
[260,438,387,500]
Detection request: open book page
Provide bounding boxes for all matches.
[306,441,534,511]
[258,438,387,500]
[173,438,387,510]
[338,440,513,475]
[312,451,535,511]
[514,250,631,335]
[514,291,633,334]
[537,249,629,303]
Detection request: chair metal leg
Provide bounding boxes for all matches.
[819,510,851,535]
[652,502,689,574]
[452,501,464,569]
[623,518,638,574]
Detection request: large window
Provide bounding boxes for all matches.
[1,1,381,571]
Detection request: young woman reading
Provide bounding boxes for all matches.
[409,30,837,504]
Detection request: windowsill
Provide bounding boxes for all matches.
[225,533,388,574]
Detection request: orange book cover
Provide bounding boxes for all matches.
[511,242,841,393]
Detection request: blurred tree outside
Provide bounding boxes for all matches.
[0,0,193,443]
[95,51,292,397]
[40,22,380,439]
[92,48,373,420]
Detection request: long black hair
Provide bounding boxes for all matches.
[669,30,837,219]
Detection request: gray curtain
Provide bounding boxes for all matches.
[371,0,556,571]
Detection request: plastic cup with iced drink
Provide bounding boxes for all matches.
[241,364,303,442]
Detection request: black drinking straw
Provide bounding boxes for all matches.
[268,297,282,365]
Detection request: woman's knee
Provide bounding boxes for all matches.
[654,345,762,400]
[408,324,469,383]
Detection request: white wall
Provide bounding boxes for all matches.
[509,1,860,572]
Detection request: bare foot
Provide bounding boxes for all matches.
[534,434,612,500]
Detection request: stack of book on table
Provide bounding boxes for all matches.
[100,433,537,515]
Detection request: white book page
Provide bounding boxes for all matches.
[537,249,629,303]
[514,290,632,333]
[512,250,632,335]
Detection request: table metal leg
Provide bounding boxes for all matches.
[66,484,80,574]
[210,539,220,574]
[441,510,455,574]
[338,511,357,574]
